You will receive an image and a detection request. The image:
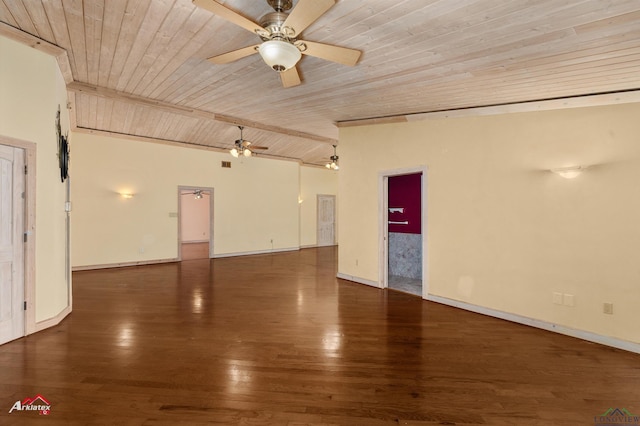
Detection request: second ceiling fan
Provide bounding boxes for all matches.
[230,126,268,157]
[193,0,362,88]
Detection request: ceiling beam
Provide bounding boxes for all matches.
[336,89,640,127]
[72,126,305,164]
[66,81,336,144]
[0,22,73,84]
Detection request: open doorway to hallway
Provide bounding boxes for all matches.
[178,187,214,260]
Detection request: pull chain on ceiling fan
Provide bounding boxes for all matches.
[192,0,362,87]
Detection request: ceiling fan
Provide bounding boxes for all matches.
[182,189,209,199]
[230,126,268,157]
[325,144,339,170]
[193,0,362,87]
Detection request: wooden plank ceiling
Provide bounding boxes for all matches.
[2,0,640,166]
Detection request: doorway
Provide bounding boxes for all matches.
[0,144,25,344]
[379,167,427,298]
[317,194,336,246]
[178,187,214,260]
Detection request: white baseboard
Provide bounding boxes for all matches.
[213,247,299,259]
[336,272,380,288]
[300,244,338,249]
[73,247,304,269]
[427,295,640,355]
[32,305,72,334]
[332,274,639,354]
[72,258,178,271]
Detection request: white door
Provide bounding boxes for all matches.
[317,195,336,246]
[0,145,25,345]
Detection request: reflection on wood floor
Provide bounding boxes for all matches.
[0,246,638,425]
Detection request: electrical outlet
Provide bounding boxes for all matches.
[552,292,563,305]
[563,294,575,307]
[603,302,614,315]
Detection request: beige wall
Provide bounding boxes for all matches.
[339,103,640,345]
[71,132,306,266]
[300,166,339,247]
[0,36,70,323]
[0,34,338,301]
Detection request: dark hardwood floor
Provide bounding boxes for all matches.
[1,247,639,425]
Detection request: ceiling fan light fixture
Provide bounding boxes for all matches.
[325,161,339,170]
[243,148,252,157]
[326,145,339,170]
[230,148,239,158]
[258,40,301,72]
[325,160,339,170]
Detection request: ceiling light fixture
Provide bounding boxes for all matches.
[325,145,339,170]
[230,147,252,157]
[230,126,254,158]
[257,39,302,72]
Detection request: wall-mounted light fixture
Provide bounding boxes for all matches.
[120,192,135,199]
[551,166,585,179]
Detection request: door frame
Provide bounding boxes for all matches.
[177,186,214,260]
[378,166,428,298]
[0,136,36,336]
[316,194,336,247]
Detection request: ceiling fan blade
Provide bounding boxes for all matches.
[280,67,301,88]
[301,40,361,66]
[241,140,268,149]
[193,0,268,35]
[282,0,335,37]
[208,44,260,64]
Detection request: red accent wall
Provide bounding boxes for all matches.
[388,173,422,234]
